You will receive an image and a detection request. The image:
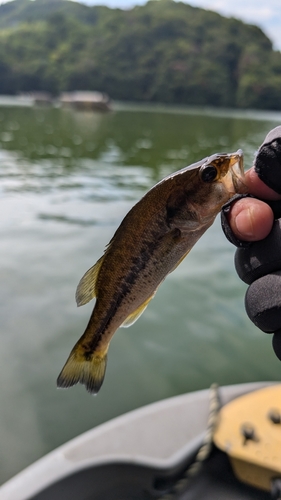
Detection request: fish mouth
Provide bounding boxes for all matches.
[222,149,247,195]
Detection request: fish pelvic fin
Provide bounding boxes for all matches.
[57,343,108,395]
[76,256,104,307]
[169,249,190,273]
[121,291,158,328]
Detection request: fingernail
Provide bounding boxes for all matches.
[235,208,254,238]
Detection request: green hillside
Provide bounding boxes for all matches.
[0,0,281,109]
[0,0,101,27]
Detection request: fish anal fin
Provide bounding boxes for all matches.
[57,343,108,395]
[121,291,157,328]
[76,256,104,307]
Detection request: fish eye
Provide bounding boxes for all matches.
[200,164,218,183]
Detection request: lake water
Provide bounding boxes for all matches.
[1,101,281,485]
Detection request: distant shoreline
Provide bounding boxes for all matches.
[0,95,281,124]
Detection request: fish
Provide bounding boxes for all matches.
[57,150,245,395]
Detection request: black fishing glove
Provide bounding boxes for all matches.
[221,126,281,359]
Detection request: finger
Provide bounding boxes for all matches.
[228,197,274,242]
[272,331,281,361]
[255,128,281,194]
[235,220,281,284]
[244,167,281,201]
[245,270,281,331]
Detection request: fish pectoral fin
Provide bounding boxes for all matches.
[76,256,104,307]
[121,292,157,328]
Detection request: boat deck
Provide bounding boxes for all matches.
[27,447,271,500]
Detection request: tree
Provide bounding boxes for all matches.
[0,0,280,109]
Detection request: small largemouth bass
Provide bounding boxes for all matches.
[57,151,245,394]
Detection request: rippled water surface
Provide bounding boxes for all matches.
[1,101,281,484]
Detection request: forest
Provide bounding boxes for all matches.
[0,0,281,109]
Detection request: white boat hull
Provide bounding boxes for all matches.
[0,382,274,500]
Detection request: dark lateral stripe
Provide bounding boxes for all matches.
[86,238,161,353]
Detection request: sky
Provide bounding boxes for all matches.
[78,0,281,51]
[0,0,280,50]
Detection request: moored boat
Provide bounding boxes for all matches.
[59,91,111,112]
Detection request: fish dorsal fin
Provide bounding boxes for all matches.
[76,256,104,307]
[121,291,157,328]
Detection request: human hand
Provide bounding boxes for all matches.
[221,126,281,359]
[223,126,281,243]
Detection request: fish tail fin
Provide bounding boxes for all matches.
[57,341,108,395]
